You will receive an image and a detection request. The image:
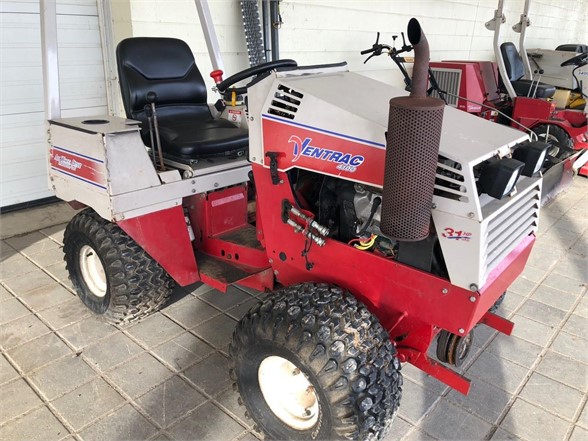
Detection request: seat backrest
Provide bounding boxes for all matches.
[116,37,209,123]
[500,42,525,82]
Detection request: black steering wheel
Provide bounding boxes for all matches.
[561,52,588,67]
[217,59,298,94]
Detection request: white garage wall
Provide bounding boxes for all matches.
[0,0,107,208]
[127,0,251,98]
[124,0,587,91]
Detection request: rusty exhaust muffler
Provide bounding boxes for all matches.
[380,18,445,242]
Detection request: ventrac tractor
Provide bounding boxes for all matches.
[46,14,545,441]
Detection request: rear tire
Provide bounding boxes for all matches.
[63,209,174,324]
[230,283,402,440]
[532,124,573,158]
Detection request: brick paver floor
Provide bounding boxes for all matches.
[0,178,586,441]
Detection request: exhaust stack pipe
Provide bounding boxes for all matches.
[407,18,429,98]
[380,18,445,242]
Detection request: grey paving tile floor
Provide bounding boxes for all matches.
[0,177,586,441]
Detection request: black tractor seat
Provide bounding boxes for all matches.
[500,42,556,99]
[116,37,248,161]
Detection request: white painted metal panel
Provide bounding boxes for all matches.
[0,0,107,208]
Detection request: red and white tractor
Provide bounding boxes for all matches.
[47,15,546,440]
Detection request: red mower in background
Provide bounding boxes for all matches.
[430,0,587,190]
[362,0,587,201]
[427,55,587,200]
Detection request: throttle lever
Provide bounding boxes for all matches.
[399,32,412,53]
[145,91,165,171]
[361,32,382,55]
[362,32,384,63]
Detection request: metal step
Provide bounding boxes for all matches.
[218,224,263,250]
[197,251,273,293]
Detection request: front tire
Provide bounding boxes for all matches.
[63,209,174,324]
[230,283,402,440]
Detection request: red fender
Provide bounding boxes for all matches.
[118,206,199,286]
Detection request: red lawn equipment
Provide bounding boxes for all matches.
[424,0,587,200]
[46,12,544,440]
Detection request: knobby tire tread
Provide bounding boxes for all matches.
[230,282,402,440]
[63,208,174,324]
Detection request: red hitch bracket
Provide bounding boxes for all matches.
[480,311,514,336]
[398,348,471,395]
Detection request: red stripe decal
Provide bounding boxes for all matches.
[50,147,107,188]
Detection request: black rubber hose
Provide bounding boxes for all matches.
[357,197,381,237]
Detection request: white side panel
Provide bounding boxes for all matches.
[433,175,541,290]
[432,211,483,290]
[0,0,107,208]
[251,71,527,168]
[247,70,277,164]
[105,131,161,195]
[50,124,106,161]
[49,124,111,219]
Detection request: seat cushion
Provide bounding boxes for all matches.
[511,79,556,99]
[151,115,248,159]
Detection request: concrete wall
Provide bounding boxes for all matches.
[116,0,587,96]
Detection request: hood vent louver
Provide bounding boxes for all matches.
[483,185,540,276]
[434,155,468,202]
[267,84,304,120]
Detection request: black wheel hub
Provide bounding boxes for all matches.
[436,329,474,367]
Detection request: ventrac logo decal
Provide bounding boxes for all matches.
[288,135,365,173]
[442,227,472,241]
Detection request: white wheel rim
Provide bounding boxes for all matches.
[536,131,560,156]
[79,245,107,298]
[258,356,319,430]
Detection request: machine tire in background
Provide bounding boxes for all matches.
[63,208,174,324]
[531,124,573,158]
[489,292,507,313]
[230,282,402,440]
[436,329,474,367]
